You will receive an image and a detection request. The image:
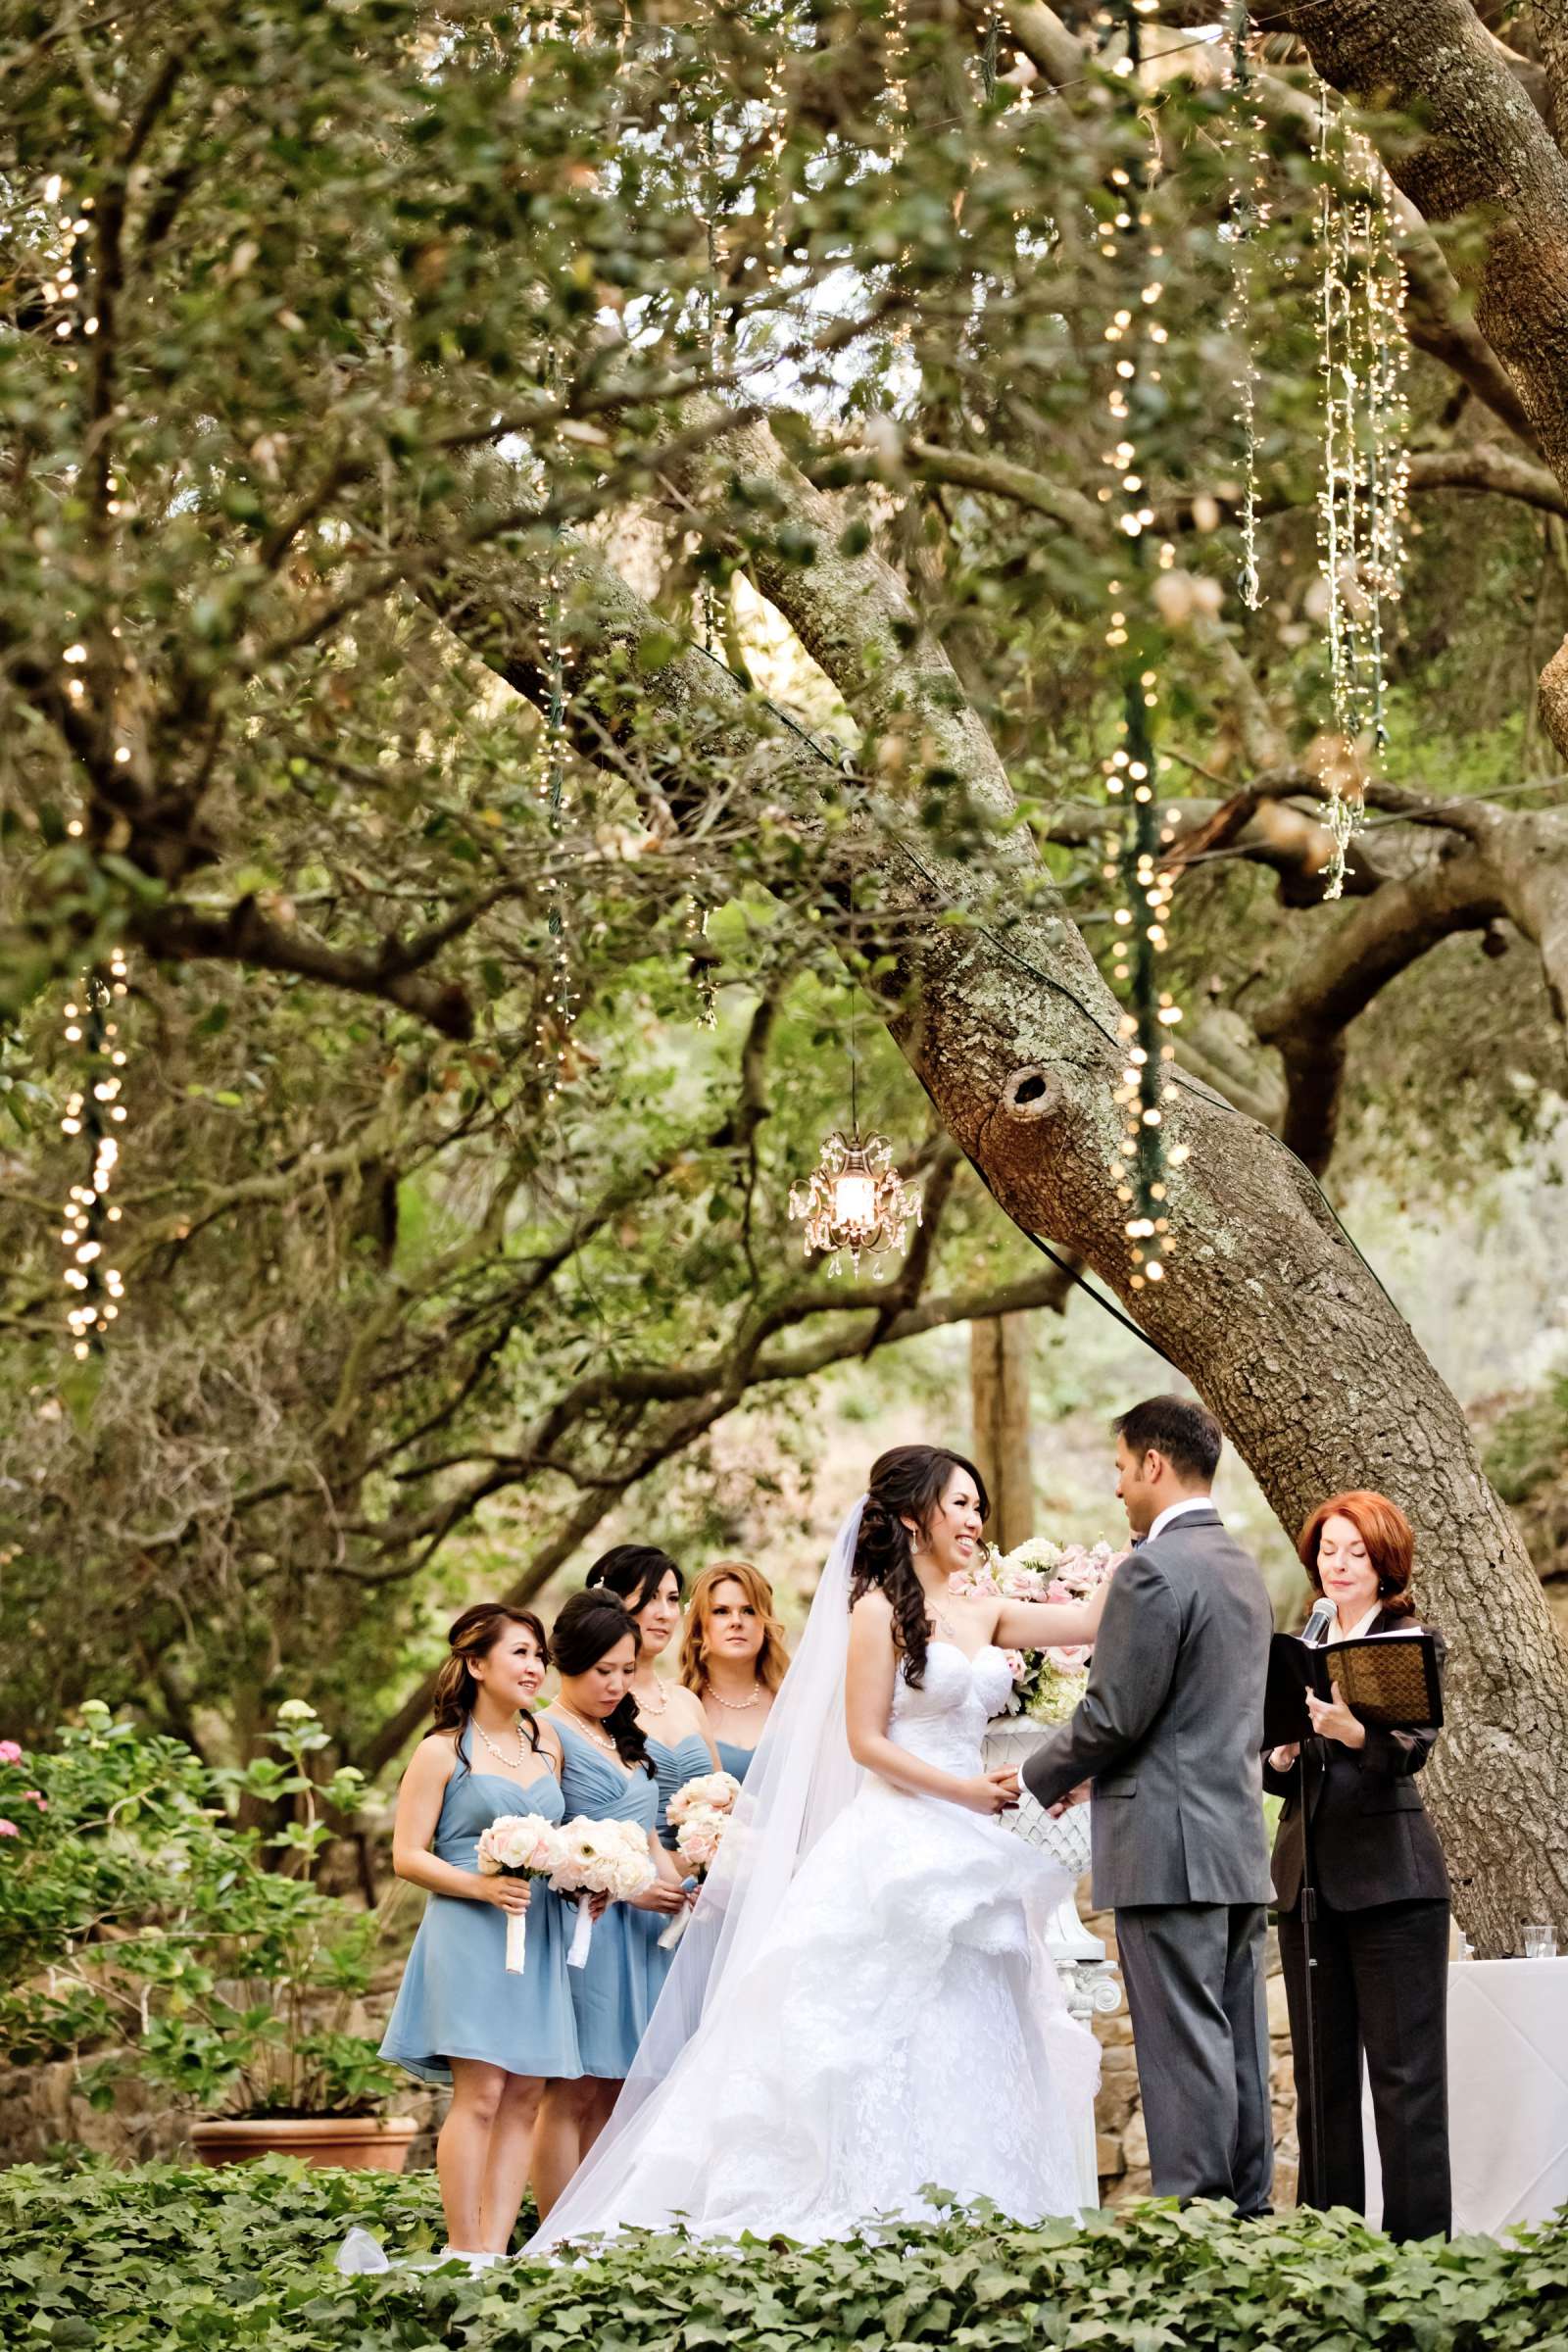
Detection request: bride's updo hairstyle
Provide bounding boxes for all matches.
[550,1590,654,1775]
[850,1444,990,1689]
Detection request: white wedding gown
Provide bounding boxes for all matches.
[528,1638,1099,2249]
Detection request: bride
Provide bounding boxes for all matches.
[527,1444,1116,2250]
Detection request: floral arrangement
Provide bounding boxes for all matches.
[659,1771,741,1949]
[951,1537,1122,1725]
[550,1816,657,1968]
[475,1814,568,1976]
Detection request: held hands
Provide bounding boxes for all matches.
[1304,1690,1366,1750]
[478,1877,531,1914]
[961,1767,1021,1817]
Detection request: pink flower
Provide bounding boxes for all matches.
[20,1791,45,1809]
[0,1741,22,1765]
[0,1820,19,1838]
[1004,1650,1028,1681]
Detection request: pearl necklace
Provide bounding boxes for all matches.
[472,1714,528,1771]
[633,1678,669,1718]
[710,1681,762,1712]
[554,1702,620,1759]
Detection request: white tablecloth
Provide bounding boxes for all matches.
[1363,1958,1568,2237]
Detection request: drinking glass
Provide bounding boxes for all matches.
[1523,1925,1558,1960]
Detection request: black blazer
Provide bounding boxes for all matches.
[1263,1610,1450,1914]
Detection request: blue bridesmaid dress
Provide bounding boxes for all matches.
[379,1731,580,2084]
[714,1739,759,1785]
[551,1718,663,2080]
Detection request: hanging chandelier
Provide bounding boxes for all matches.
[790,978,920,1277]
[789,1126,920,1277]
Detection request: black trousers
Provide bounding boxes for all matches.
[1276,1894,1451,2242]
[1115,1902,1273,2215]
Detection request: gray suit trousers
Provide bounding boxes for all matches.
[1114,1902,1273,2214]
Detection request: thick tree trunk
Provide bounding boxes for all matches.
[970,1314,1036,1553]
[430,451,1568,1950]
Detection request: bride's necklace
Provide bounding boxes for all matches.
[554,1701,620,1758]
[710,1680,762,1712]
[472,1713,527,1771]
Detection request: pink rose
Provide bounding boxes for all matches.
[0,1820,19,1838]
[20,1791,45,1809]
[0,1741,22,1764]
[1004,1650,1028,1681]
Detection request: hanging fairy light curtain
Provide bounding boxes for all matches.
[1095,0,1186,1294]
[532,538,580,1099]
[1314,91,1410,897]
[1221,2,1268,612]
[60,951,130,1358]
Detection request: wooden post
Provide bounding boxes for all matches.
[970,1312,1035,1554]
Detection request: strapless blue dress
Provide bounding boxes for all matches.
[552,1719,663,2080]
[647,1729,716,1848]
[714,1739,759,1784]
[379,1740,580,2084]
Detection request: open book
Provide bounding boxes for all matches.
[1263,1628,1443,1748]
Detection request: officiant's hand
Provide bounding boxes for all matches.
[1047,1781,1092,1820]
[1304,1690,1366,1750]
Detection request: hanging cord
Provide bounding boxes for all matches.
[681,640,1410,1355]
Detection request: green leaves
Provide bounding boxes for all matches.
[29,2161,1568,2352]
[0,1709,397,2122]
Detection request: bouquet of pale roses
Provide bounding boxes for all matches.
[475,1813,568,1975]
[665,1769,741,1828]
[659,1771,741,1949]
[550,1816,657,1968]
[951,1536,1122,1726]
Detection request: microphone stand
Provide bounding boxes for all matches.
[1297,1732,1327,2211]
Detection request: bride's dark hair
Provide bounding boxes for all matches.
[850,1444,990,1689]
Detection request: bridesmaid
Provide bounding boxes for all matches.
[381,1603,579,2260]
[678,1559,790,1783]
[531,1591,690,2212]
[584,1545,718,1839]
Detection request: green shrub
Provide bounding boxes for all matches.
[4,2160,1568,2352]
[0,1702,401,2117]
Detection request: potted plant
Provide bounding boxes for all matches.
[0,1699,415,2170]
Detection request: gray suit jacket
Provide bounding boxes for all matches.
[1021,1506,1273,1910]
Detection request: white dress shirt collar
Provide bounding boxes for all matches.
[1326,1603,1382,1646]
[1147,1494,1218,1544]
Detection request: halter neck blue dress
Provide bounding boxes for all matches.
[379,1731,580,2084]
[551,1717,663,2080]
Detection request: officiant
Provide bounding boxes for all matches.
[1264,1489,1451,2242]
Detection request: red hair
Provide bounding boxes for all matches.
[1298,1491,1416,1618]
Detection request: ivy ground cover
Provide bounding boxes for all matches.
[6,2160,1568,2352]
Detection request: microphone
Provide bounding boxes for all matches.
[1301,1596,1336,1648]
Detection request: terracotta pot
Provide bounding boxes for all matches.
[189,2114,418,2172]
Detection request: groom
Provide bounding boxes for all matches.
[1022,1395,1274,2215]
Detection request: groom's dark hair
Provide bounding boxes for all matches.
[1113,1395,1223,1484]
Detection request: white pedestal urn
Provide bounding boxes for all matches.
[982,1714,1121,2024]
[984,1712,1120,2209]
